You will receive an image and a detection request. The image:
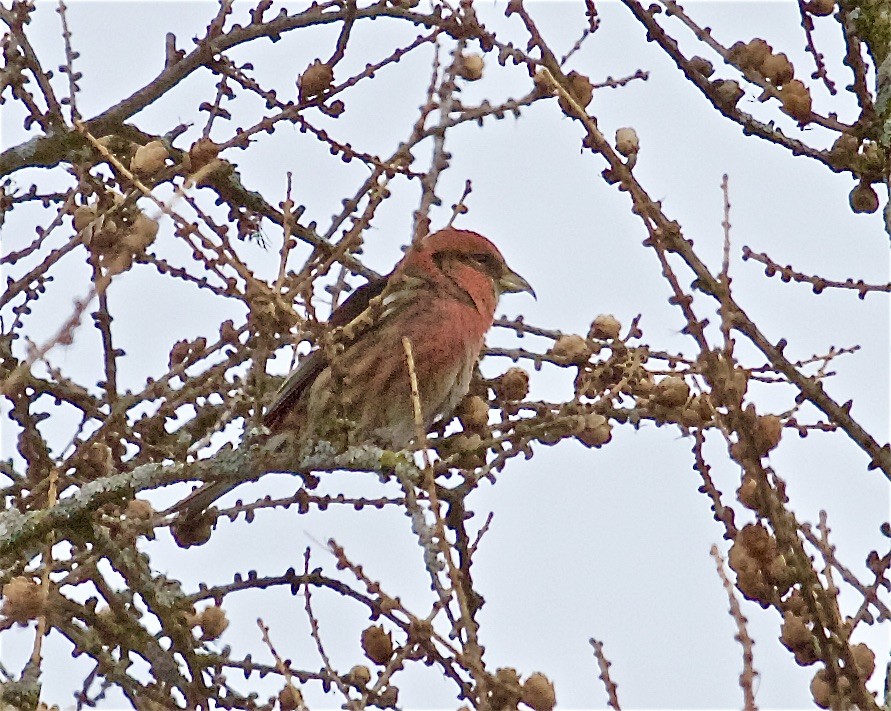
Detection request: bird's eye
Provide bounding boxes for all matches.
[470,254,490,267]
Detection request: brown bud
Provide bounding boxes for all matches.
[299,60,334,100]
[729,526,780,605]
[450,433,483,453]
[727,41,746,66]
[861,140,884,171]
[849,181,879,214]
[568,71,594,107]
[448,447,486,471]
[550,334,590,363]
[490,667,522,709]
[576,413,612,448]
[346,664,372,688]
[726,366,750,405]
[731,558,771,604]
[694,393,713,419]
[458,395,490,431]
[557,71,593,114]
[1,576,44,623]
[169,339,192,368]
[780,612,814,652]
[728,539,756,576]
[679,406,706,428]
[122,213,159,252]
[522,672,556,711]
[457,53,484,81]
[198,605,228,640]
[377,686,399,707]
[767,554,794,596]
[805,0,835,15]
[761,52,794,85]
[182,606,200,629]
[361,625,393,665]
[538,427,563,446]
[615,127,640,157]
[831,133,859,156]
[738,523,775,561]
[532,68,553,95]
[278,684,304,711]
[851,642,875,678]
[496,367,530,401]
[653,376,689,408]
[782,589,807,617]
[781,611,818,665]
[729,39,771,70]
[632,373,654,397]
[131,140,169,175]
[125,498,154,521]
[589,314,621,340]
[712,79,744,108]
[737,472,760,510]
[746,39,772,67]
[219,319,240,345]
[688,56,714,78]
[73,205,97,232]
[810,668,832,708]
[84,441,114,476]
[189,137,220,172]
[779,80,812,123]
[753,414,783,456]
[561,414,586,435]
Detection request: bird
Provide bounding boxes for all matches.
[172,227,533,518]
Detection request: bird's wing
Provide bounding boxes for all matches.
[328,276,389,328]
[262,349,327,430]
[262,275,390,430]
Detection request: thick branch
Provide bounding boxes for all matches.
[0,437,421,567]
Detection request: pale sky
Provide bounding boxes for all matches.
[2,1,889,709]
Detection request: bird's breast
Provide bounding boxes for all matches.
[306,293,489,449]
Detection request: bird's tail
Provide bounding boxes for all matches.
[163,479,237,519]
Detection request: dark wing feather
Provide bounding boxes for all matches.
[171,276,391,517]
[261,349,327,430]
[262,275,388,430]
[329,276,388,327]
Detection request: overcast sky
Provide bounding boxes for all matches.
[2,1,889,709]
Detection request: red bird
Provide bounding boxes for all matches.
[175,228,532,516]
[265,227,534,446]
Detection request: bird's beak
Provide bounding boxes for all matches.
[498,267,536,300]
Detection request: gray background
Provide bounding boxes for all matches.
[1,1,889,708]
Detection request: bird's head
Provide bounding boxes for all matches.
[403,228,535,311]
